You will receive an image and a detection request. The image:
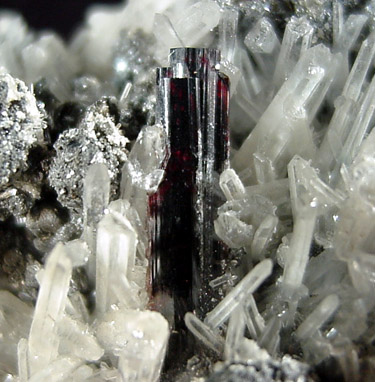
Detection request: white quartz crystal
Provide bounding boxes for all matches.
[0,292,33,377]
[121,125,167,198]
[280,157,319,301]
[121,125,167,239]
[83,163,110,255]
[245,18,280,78]
[170,0,221,47]
[233,45,337,184]
[96,309,169,382]
[64,239,90,268]
[28,357,83,382]
[273,16,314,89]
[224,305,246,361]
[28,243,72,375]
[243,295,265,340]
[295,294,340,341]
[57,315,104,361]
[214,212,254,249]
[250,214,279,260]
[219,168,246,200]
[184,313,224,355]
[317,32,375,180]
[219,6,238,63]
[205,259,273,329]
[258,316,281,356]
[96,212,138,315]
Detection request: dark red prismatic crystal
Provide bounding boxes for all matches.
[148,48,229,362]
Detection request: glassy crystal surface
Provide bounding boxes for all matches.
[149,49,229,343]
[96,309,169,382]
[96,213,137,316]
[28,243,72,374]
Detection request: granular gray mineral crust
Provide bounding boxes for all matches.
[206,356,314,382]
[0,74,46,220]
[0,74,46,186]
[48,97,128,211]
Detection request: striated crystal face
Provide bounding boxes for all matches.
[148,48,229,365]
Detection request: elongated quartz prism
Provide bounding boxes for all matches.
[148,48,229,355]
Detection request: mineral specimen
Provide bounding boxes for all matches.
[2,0,375,382]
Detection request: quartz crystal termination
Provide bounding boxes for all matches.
[149,48,229,350]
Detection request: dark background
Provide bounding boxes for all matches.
[0,0,123,39]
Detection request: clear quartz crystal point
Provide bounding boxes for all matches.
[219,168,246,200]
[95,213,137,316]
[335,13,368,56]
[204,259,273,329]
[96,309,169,382]
[184,312,224,355]
[317,32,375,178]
[120,124,168,245]
[273,16,314,89]
[258,316,281,356]
[333,74,375,178]
[121,125,168,199]
[233,44,337,184]
[83,163,110,258]
[244,17,280,77]
[295,294,340,341]
[171,0,221,46]
[281,157,319,301]
[109,199,148,261]
[28,243,72,375]
[219,6,238,63]
[251,214,279,260]
[243,295,265,340]
[57,315,104,361]
[0,291,33,376]
[214,212,254,249]
[224,305,246,362]
[27,357,83,382]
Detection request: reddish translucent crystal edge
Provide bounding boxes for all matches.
[148,48,230,339]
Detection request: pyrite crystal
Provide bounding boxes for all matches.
[149,48,229,359]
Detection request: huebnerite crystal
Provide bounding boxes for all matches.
[149,48,230,337]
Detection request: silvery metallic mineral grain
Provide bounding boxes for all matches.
[48,97,128,211]
[205,355,313,382]
[0,74,46,219]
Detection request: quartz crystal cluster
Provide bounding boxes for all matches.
[2,0,375,381]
